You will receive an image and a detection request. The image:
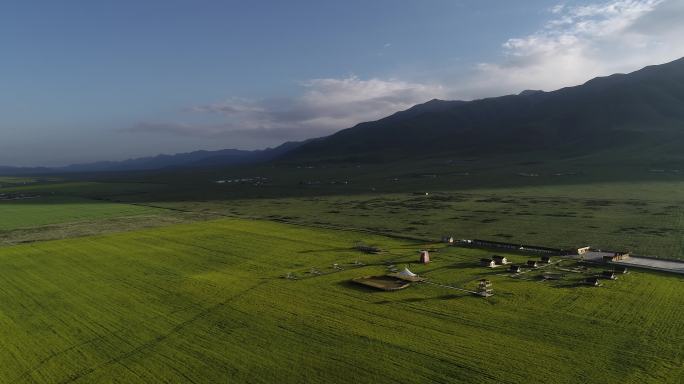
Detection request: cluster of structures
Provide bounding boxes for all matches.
[346,234,641,297]
[0,192,40,201]
[298,180,351,186]
[456,238,634,265]
[602,252,630,262]
[583,267,628,286]
[215,176,269,186]
[510,256,553,272]
[577,247,631,263]
[479,254,553,271]
[351,249,433,291]
[457,238,568,255]
[479,255,509,268]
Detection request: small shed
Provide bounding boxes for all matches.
[442,236,454,244]
[540,255,552,264]
[509,265,522,273]
[492,255,508,265]
[584,277,600,286]
[601,271,617,280]
[577,246,591,255]
[480,258,496,268]
[602,252,630,262]
[527,260,539,268]
[419,250,431,264]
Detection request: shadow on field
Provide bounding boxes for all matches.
[553,282,599,289]
[373,293,469,305]
[421,261,479,273]
[401,294,469,303]
[337,280,380,293]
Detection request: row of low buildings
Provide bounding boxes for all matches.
[447,236,630,263]
[584,268,628,286]
[480,255,553,269]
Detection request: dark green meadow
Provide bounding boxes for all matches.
[68,156,683,259]
[0,218,682,383]
[174,180,684,259]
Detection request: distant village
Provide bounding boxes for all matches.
[215,177,270,186]
[0,192,40,201]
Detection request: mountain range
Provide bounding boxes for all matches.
[0,141,303,175]
[3,57,684,175]
[285,57,684,162]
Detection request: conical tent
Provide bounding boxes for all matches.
[397,268,417,278]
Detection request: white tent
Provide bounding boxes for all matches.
[397,268,417,279]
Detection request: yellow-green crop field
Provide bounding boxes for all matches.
[0,218,681,383]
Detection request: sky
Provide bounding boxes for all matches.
[1,0,684,166]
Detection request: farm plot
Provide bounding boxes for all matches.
[0,218,682,383]
[0,196,166,231]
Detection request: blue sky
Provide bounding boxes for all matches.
[1,0,683,166]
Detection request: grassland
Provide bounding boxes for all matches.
[0,218,681,383]
[1,160,683,383]
[0,176,40,186]
[4,159,684,258]
[0,195,193,248]
[135,176,684,259]
[219,181,684,259]
[0,196,167,231]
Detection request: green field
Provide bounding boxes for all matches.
[64,157,684,259]
[0,218,682,383]
[6,158,684,259]
[0,196,167,232]
[0,176,39,186]
[150,179,684,259]
[0,195,192,248]
[1,160,683,383]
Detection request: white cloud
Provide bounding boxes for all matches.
[128,0,684,146]
[130,77,445,142]
[461,0,684,98]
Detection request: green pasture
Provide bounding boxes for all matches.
[0,196,165,231]
[161,180,684,259]
[2,163,684,259]
[0,218,681,383]
[0,180,163,197]
[0,176,39,186]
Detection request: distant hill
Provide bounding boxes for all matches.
[0,141,305,175]
[284,57,684,162]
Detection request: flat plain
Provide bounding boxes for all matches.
[0,218,682,383]
[1,159,683,383]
